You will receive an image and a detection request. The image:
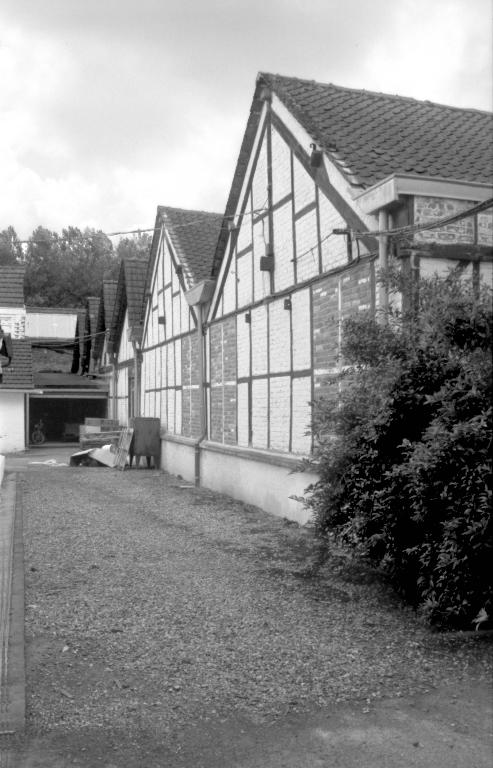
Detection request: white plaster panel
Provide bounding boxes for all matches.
[251,377,268,449]
[269,299,291,373]
[251,305,268,376]
[237,382,249,447]
[164,238,172,284]
[293,155,315,213]
[237,251,253,308]
[163,387,168,431]
[296,209,319,282]
[271,126,292,203]
[291,288,311,370]
[164,288,172,340]
[253,221,271,302]
[157,247,164,293]
[167,342,175,387]
[251,138,269,212]
[291,376,312,455]
[157,289,165,322]
[119,312,133,362]
[273,202,294,291]
[222,263,236,316]
[147,310,154,348]
[237,209,253,254]
[319,193,348,271]
[269,376,290,452]
[175,340,182,387]
[160,345,167,388]
[172,293,181,337]
[237,312,250,379]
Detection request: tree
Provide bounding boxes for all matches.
[115,231,152,262]
[0,226,23,265]
[24,226,118,307]
[304,270,492,628]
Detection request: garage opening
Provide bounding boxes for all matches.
[29,397,108,444]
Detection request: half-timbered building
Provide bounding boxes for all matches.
[140,206,223,478]
[138,73,492,522]
[108,256,149,425]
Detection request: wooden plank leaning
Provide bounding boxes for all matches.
[114,427,134,470]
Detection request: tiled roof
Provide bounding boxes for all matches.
[33,372,108,390]
[260,72,493,188]
[111,256,149,349]
[124,257,149,331]
[0,266,25,307]
[0,339,33,389]
[103,281,118,328]
[87,296,100,337]
[75,311,86,357]
[160,206,224,286]
[26,306,79,315]
[93,280,118,362]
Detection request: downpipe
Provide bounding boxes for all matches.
[194,304,207,487]
[378,208,389,320]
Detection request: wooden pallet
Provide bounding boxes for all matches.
[114,427,134,470]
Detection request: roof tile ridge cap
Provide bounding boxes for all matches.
[260,72,493,115]
[161,205,223,218]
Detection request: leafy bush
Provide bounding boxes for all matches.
[304,270,492,628]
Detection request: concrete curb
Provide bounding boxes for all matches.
[0,473,25,736]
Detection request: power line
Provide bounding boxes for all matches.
[353,197,493,240]
[13,207,270,246]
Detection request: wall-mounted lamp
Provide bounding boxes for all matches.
[175,265,183,276]
[260,242,274,272]
[310,143,323,168]
[245,312,251,324]
[283,298,292,311]
[158,315,166,325]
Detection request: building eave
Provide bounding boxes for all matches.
[354,174,493,215]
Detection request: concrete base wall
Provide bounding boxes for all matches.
[160,437,197,483]
[0,392,25,454]
[0,454,4,485]
[160,437,317,524]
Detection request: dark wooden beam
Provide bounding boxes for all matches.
[403,243,493,262]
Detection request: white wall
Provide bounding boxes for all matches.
[160,436,318,524]
[0,392,26,453]
[0,308,26,339]
[201,444,317,524]
[26,312,77,339]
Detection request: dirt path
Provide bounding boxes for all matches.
[1,454,492,766]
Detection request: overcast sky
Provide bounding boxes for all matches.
[1,0,492,240]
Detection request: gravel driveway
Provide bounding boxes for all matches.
[4,461,493,766]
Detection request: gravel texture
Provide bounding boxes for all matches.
[21,465,492,755]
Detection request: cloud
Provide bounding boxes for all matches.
[1,0,491,239]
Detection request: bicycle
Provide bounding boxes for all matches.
[31,420,46,445]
